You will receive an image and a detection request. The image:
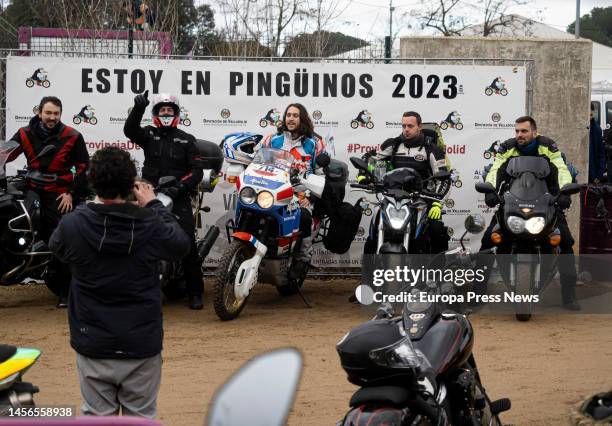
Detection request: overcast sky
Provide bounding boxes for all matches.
[204,0,611,41]
[334,0,611,39]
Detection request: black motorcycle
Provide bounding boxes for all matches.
[0,141,59,290]
[336,215,511,425]
[350,157,451,255]
[156,139,224,300]
[476,156,580,321]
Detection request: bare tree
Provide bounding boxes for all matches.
[291,0,351,57]
[413,0,467,36]
[412,0,538,37]
[214,0,304,56]
[476,0,530,36]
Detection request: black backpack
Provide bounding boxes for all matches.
[313,159,362,254]
[323,201,363,254]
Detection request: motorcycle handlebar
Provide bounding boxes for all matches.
[350,183,441,203]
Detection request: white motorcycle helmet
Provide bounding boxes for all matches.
[221,132,263,165]
[151,93,180,128]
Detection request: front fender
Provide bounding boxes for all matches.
[232,232,267,256]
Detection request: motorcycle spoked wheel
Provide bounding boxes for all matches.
[213,239,255,320]
[514,262,533,321]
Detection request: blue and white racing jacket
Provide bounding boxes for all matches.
[262,131,326,173]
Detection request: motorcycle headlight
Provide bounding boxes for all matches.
[506,216,525,234]
[256,191,274,209]
[239,187,256,205]
[369,336,432,371]
[385,204,409,230]
[525,216,546,234]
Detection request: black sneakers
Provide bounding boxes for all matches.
[56,295,68,309]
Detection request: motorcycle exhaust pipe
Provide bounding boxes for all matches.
[198,226,220,260]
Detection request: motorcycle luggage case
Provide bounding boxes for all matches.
[195,139,224,173]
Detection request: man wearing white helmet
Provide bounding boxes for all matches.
[124,90,205,310]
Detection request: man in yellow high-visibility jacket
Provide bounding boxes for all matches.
[477,115,580,311]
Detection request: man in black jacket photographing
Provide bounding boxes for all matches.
[49,147,189,418]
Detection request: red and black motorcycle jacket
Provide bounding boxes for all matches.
[8,116,89,196]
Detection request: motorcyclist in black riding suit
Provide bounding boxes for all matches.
[476,115,580,311]
[357,111,450,255]
[124,90,205,310]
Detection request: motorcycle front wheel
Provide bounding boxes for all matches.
[515,262,533,321]
[213,239,255,320]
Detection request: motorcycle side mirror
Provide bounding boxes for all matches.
[432,170,451,180]
[475,182,496,194]
[32,144,56,162]
[350,157,369,172]
[1,140,20,152]
[207,348,302,425]
[155,192,173,209]
[157,176,177,188]
[464,214,486,234]
[315,152,331,168]
[560,183,581,196]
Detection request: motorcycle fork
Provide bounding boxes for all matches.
[376,211,384,253]
[509,246,541,292]
[533,246,542,293]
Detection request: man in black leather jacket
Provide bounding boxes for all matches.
[357,111,450,255]
[124,91,204,310]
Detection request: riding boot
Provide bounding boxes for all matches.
[561,274,581,311]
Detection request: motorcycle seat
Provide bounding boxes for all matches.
[0,344,17,364]
[350,386,413,407]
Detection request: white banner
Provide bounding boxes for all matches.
[6,56,525,267]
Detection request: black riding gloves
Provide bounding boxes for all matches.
[134,90,150,110]
[557,194,572,210]
[485,192,499,208]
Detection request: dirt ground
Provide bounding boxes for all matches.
[1,279,611,426]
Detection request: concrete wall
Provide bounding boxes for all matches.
[400,36,592,245]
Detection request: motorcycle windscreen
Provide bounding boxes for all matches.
[0,140,20,180]
[505,156,551,179]
[253,147,294,171]
[383,167,423,191]
[506,174,550,202]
